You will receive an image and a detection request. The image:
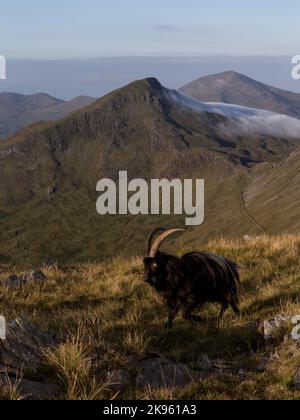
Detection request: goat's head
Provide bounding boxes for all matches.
[144,228,184,291]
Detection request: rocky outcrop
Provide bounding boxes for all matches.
[262,314,300,342]
[0,318,58,374]
[3,270,47,289]
[0,318,61,400]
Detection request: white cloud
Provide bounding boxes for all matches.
[170,90,300,139]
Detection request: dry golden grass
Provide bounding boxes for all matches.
[44,331,112,400]
[0,372,24,400]
[1,234,300,399]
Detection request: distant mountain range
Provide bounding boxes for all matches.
[0,92,96,139]
[2,71,300,142]
[0,77,300,264]
[180,71,300,119]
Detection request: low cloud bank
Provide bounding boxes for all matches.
[169,90,300,139]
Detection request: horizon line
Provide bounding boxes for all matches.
[2,54,296,61]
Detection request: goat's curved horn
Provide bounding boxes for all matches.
[146,228,165,255]
[149,228,185,258]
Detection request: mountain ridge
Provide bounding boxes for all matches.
[180,71,300,119]
[0,91,96,140]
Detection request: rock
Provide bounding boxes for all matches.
[263,315,292,341]
[0,318,58,374]
[107,370,132,392]
[4,275,26,288]
[24,270,48,284]
[135,357,198,389]
[4,270,47,289]
[294,369,300,391]
[198,355,213,372]
[19,379,61,400]
[291,316,300,325]
[243,235,252,241]
[0,375,61,400]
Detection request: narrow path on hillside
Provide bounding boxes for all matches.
[240,191,266,233]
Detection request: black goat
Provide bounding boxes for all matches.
[144,228,241,329]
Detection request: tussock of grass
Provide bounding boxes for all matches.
[44,330,112,400]
[0,372,24,401]
[1,234,300,399]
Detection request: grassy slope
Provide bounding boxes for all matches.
[1,234,300,400]
[244,148,300,232]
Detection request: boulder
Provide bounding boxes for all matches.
[24,270,48,284]
[0,318,58,374]
[4,275,26,288]
[4,270,47,289]
[263,315,292,341]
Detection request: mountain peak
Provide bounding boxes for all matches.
[88,77,166,111]
[123,77,164,94]
[211,70,250,81]
[180,71,300,118]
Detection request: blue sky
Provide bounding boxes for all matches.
[1,1,299,97]
[1,0,299,58]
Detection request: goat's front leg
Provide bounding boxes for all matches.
[165,303,179,329]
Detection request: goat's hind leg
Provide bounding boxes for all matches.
[218,302,240,323]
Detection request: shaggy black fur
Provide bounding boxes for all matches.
[144,250,240,329]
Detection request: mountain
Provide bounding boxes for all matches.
[180,71,300,119]
[0,77,299,264]
[0,92,96,139]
